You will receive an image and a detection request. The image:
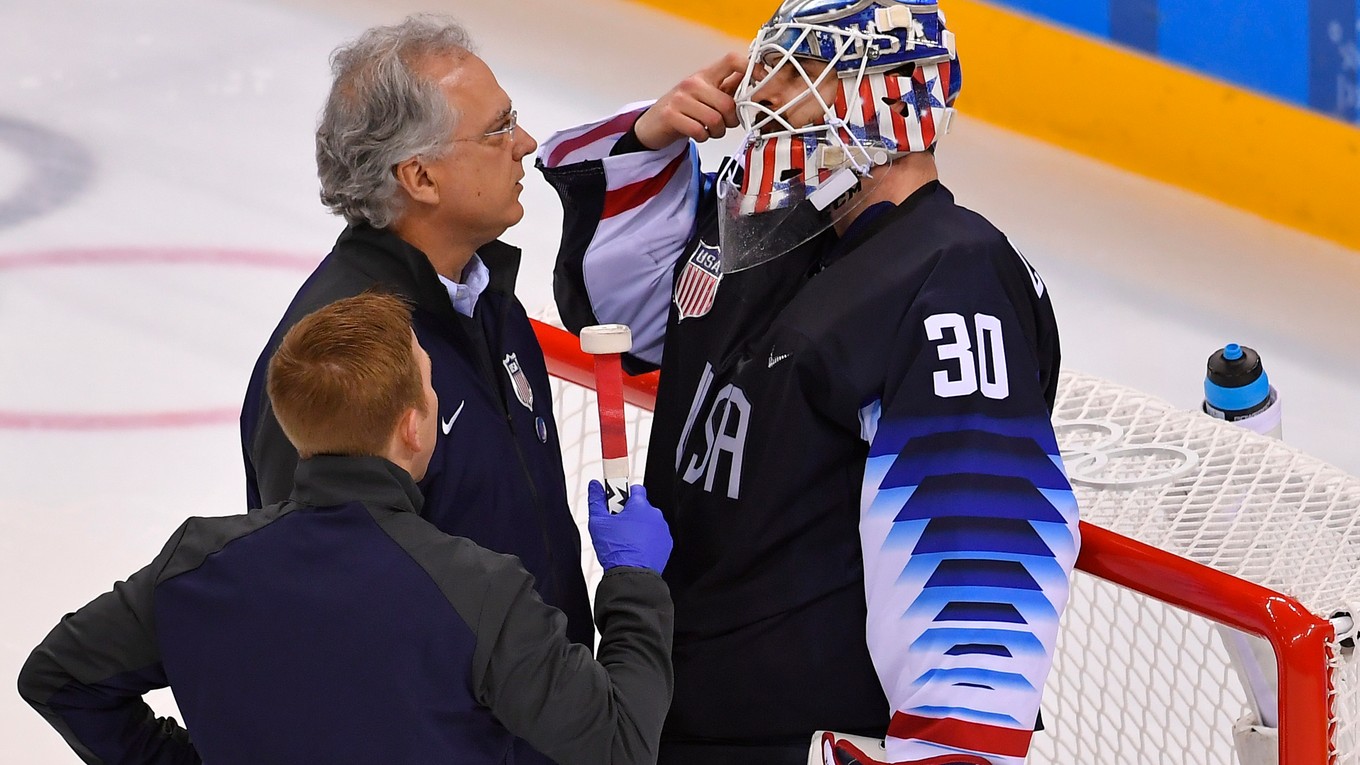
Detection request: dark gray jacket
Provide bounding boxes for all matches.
[19,456,674,765]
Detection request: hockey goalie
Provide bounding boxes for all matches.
[538,1,1081,762]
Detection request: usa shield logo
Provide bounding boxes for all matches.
[674,240,722,321]
[502,353,534,411]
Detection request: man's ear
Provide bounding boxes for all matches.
[396,406,424,456]
[394,157,439,206]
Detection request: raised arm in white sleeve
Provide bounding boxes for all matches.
[537,103,703,368]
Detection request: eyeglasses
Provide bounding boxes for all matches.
[483,110,517,140]
[455,110,518,144]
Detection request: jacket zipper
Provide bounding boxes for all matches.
[484,297,559,604]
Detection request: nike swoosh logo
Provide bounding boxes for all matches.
[441,400,465,435]
[768,352,791,368]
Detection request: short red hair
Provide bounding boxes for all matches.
[267,292,425,458]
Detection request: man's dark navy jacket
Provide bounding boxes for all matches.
[18,456,674,764]
[240,224,593,660]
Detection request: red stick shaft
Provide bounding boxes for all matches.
[592,353,628,461]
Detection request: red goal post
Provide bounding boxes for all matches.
[531,319,1357,765]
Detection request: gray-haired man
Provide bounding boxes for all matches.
[240,18,597,764]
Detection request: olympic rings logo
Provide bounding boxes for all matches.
[1055,418,1200,490]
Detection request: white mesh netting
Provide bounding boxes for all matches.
[543,341,1360,763]
[1041,371,1360,764]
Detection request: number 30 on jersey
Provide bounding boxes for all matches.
[925,312,1010,400]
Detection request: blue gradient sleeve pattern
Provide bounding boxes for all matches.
[860,409,1079,765]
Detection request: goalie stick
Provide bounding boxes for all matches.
[580,324,632,513]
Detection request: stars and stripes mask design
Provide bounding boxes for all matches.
[717,1,961,272]
[733,64,954,218]
[728,0,962,210]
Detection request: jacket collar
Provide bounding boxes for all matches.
[479,239,521,294]
[334,224,522,313]
[290,455,424,515]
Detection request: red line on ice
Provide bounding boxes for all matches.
[0,247,316,431]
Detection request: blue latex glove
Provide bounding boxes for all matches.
[587,480,673,573]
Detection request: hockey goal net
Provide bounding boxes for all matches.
[532,318,1360,765]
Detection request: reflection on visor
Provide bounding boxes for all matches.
[717,173,831,274]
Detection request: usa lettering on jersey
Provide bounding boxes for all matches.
[674,241,723,321]
[675,363,750,499]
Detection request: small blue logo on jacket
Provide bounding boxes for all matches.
[502,353,535,411]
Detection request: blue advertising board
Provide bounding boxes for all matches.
[992,0,1360,122]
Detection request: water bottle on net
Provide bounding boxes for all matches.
[1202,342,1282,440]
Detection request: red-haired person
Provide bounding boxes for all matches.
[22,293,674,765]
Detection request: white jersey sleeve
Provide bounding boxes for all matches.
[537,103,703,367]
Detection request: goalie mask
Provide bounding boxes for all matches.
[717,0,962,272]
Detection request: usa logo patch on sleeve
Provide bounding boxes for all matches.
[502,353,535,411]
[674,240,723,321]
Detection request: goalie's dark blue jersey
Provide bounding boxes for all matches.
[540,109,1079,765]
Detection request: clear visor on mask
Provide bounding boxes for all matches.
[716,132,889,274]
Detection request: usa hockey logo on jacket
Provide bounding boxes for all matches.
[674,241,722,321]
[502,353,534,411]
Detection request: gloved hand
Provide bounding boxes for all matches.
[587,481,673,573]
